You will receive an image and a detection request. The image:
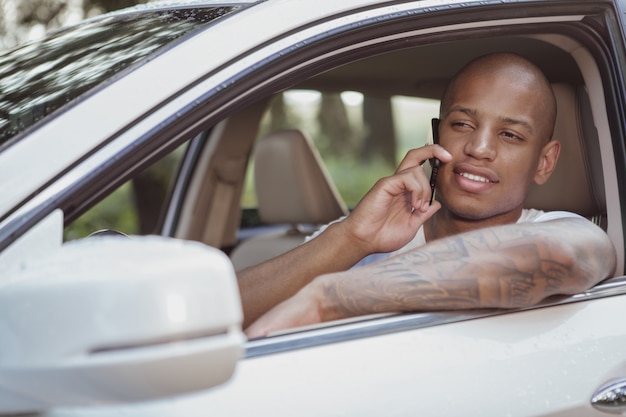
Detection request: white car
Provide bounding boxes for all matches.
[1,0,626,415]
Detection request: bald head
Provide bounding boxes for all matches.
[440,53,557,141]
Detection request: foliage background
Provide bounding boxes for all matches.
[0,0,145,51]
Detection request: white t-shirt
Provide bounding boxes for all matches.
[307,208,584,268]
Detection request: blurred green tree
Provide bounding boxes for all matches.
[1,0,146,50]
[87,0,141,11]
[361,95,397,168]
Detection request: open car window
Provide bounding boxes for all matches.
[241,90,440,212]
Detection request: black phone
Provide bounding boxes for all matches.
[429,118,441,204]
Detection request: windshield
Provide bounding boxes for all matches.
[0,5,242,149]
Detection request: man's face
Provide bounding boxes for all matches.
[435,71,553,223]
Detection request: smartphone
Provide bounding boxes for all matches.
[429,118,441,204]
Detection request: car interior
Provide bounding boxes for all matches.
[161,32,623,277]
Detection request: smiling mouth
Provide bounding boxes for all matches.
[459,172,493,183]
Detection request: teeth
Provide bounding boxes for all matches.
[460,172,491,183]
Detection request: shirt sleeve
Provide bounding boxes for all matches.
[303,216,346,243]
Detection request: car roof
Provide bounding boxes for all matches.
[301,36,583,100]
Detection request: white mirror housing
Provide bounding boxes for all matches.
[0,235,244,414]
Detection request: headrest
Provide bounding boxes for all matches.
[524,83,605,222]
[254,129,348,225]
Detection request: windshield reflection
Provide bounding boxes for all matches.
[0,7,238,148]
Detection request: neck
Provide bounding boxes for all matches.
[424,205,523,242]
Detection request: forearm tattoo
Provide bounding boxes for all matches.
[325,221,608,317]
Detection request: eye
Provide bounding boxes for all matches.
[501,130,524,142]
[451,121,473,130]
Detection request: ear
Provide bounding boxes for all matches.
[534,140,560,185]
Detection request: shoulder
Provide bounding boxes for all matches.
[518,208,585,224]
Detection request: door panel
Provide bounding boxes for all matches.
[44,294,626,417]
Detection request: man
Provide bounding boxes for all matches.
[240,53,616,338]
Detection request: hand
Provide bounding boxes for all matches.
[245,283,324,339]
[341,145,452,255]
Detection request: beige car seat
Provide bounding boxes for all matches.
[524,83,606,228]
[230,129,348,270]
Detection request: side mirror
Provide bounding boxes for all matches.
[0,235,244,414]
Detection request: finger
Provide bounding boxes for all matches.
[374,169,429,214]
[390,161,434,212]
[411,199,441,224]
[404,167,433,212]
[244,321,267,339]
[245,312,281,338]
[396,145,452,173]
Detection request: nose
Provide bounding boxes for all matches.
[464,126,496,160]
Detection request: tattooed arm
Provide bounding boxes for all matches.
[245,217,615,337]
[238,145,452,328]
